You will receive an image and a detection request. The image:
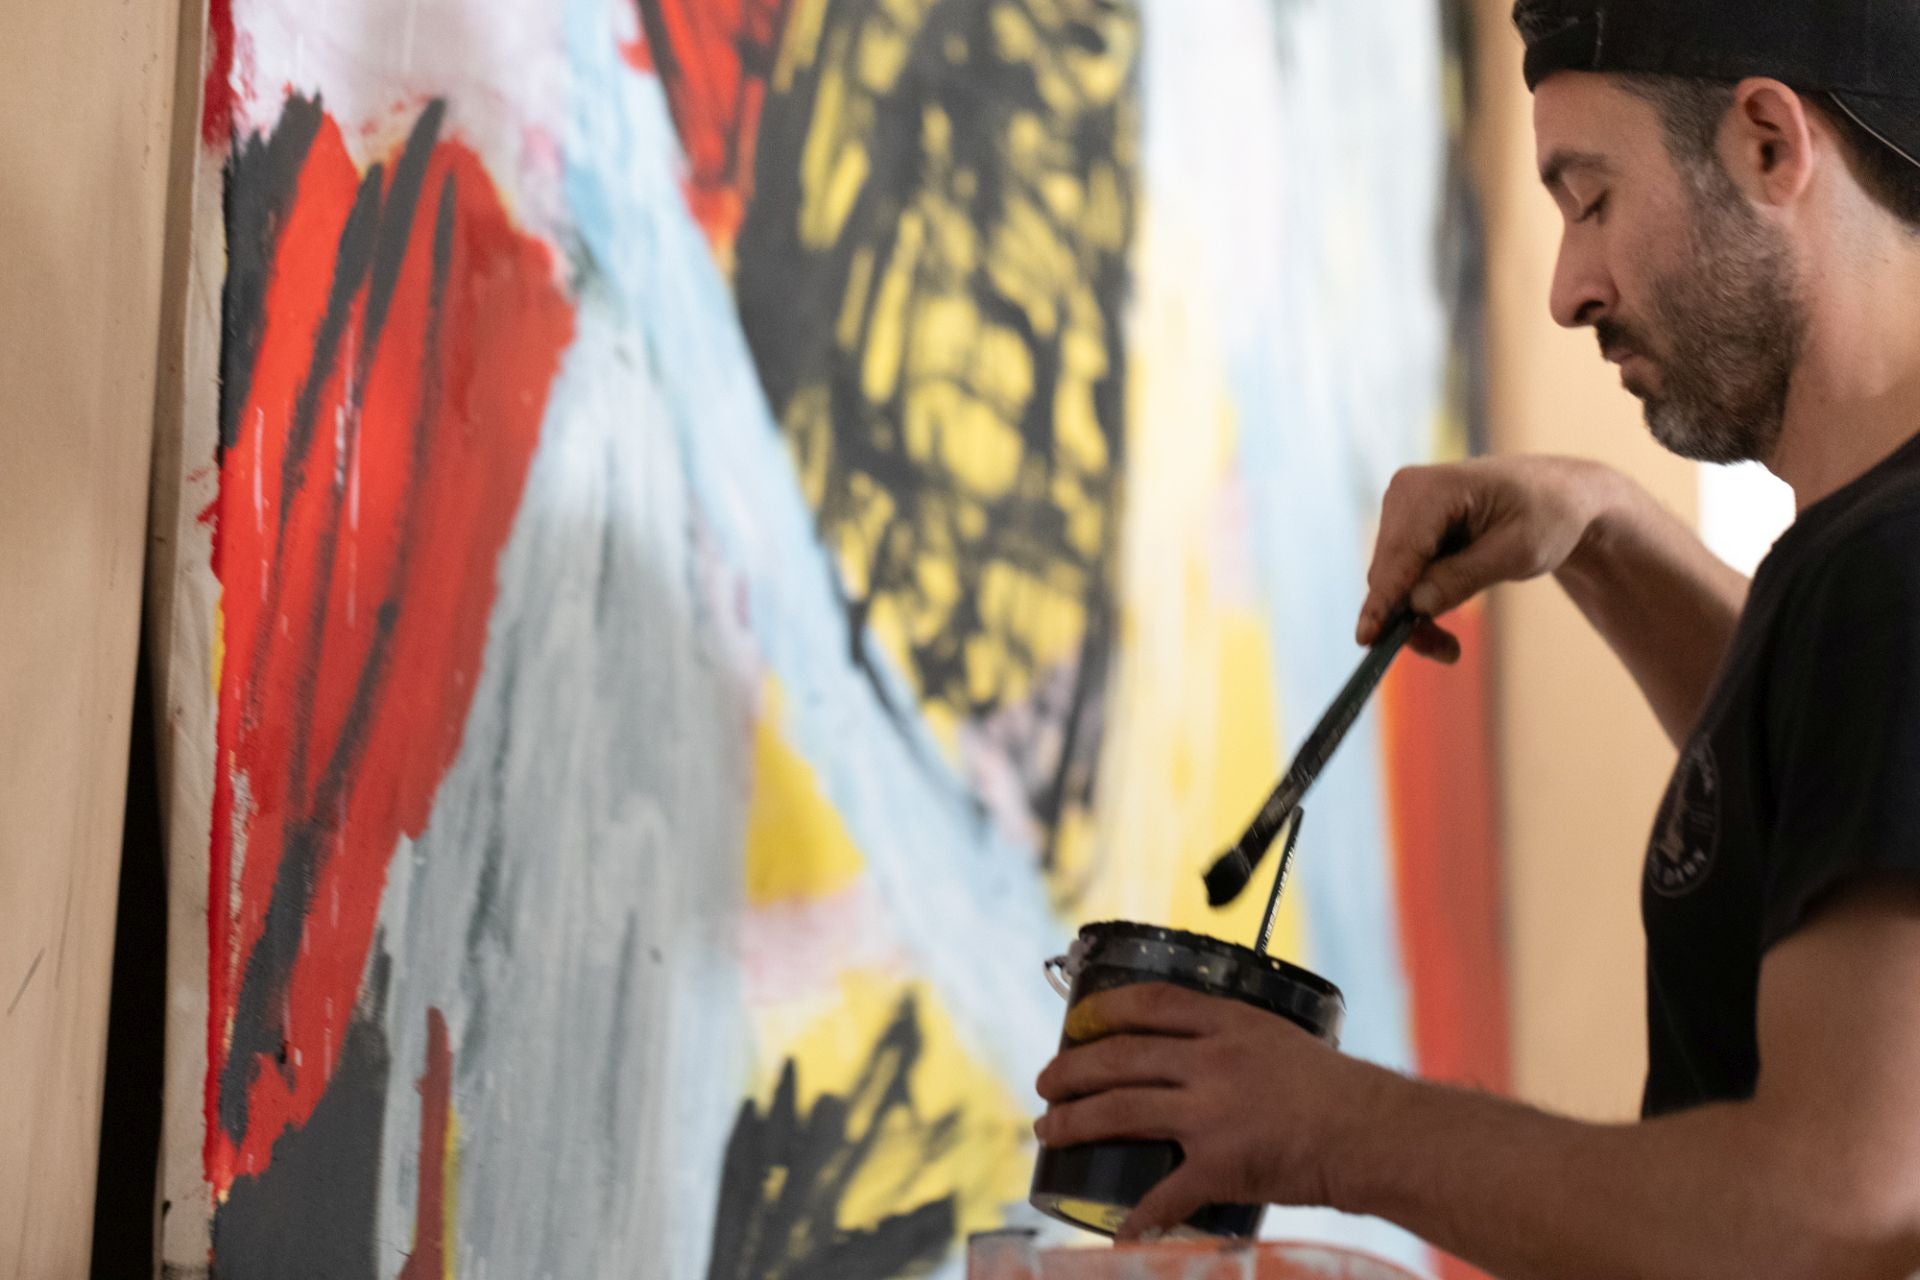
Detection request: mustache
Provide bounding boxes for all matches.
[1595,318,1648,360]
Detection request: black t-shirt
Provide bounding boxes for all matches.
[1641,431,1920,1118]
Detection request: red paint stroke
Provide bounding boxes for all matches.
[399,1008,453,1280]
[1379,603,1508,1280]
[202,0,237,145]
[206,95,573,1193]
[632,0,795,250]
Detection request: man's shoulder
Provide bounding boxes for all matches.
[1766,448,1920,603]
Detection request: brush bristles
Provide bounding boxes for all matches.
[1203,848,1252,907]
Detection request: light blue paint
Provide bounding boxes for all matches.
[561,0,1068,1186]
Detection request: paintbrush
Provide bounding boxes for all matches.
[1202,525,1469,908]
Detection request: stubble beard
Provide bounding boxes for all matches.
[1606,166,1807,467]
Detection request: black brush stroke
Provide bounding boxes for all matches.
[217,129,383,1139]
[706,996,960,1280]
[218,104,455,1142]
[221,95,325,454]
[356,100,448,372]
[261,99,446,817]
[721,0,1134,859]
[214,954,394,1280]
[310,171,458,825]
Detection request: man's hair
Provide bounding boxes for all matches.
[1618,74,1920,233]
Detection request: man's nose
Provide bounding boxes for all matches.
[1549,235,1615,330]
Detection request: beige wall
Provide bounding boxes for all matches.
[0,0,182,1273]
[1468,0,1701,1120]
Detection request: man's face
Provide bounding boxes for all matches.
[1533,74,1805,465]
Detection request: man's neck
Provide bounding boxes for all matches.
[1769,228,1920,511]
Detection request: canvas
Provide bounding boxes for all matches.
[152,0,1505,1276]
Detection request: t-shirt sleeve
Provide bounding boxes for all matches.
[1764,516,1920,949]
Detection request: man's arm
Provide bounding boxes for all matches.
[1344,881,1920,1277]
[1550,468,1751,746]
[1036,882,1920,1279]
[1358,457,1748,746]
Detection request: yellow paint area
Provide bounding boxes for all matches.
[1065,274,1310,956]
[756,971,1032,1239]
[1057,593,1306,958]
[1166,610,1303,952]
[1036,1194,1125,1234]
[212,594,226,698]
[440,1108,461,1280]
[743,679,868,906]
[769,0,1137,738]
[1063,997,1112,1044]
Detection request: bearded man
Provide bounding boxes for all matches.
[1034,3,1920,1275]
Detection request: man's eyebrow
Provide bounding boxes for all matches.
[1539,149,1613,189]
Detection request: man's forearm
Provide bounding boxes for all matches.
[1326,1067,1916,1280]
[1553,467,1748,747]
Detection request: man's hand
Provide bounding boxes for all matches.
[1358,455,1623,662]
[1033,982,1386,1239]
[1359,454,1741,744]
[1034,887,1920,1278]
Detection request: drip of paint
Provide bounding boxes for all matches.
[202,0,238,146]
[398,1008,454,1280]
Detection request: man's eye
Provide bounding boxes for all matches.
[1577,193,1610,223]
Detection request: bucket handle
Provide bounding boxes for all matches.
[1043,954,1073,1000]
[1043,937,1090,1000]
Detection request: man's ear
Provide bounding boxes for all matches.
[1725,78,1817,207]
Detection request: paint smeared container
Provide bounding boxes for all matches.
[1030,920,1345,1239]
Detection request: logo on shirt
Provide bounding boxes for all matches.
[1647,739,1721,897]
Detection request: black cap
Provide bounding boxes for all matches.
[1514,0,1920,171]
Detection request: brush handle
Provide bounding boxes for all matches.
[1209,523,1471,905]
[1254,806,1307,955]
[1224,608,1419,870]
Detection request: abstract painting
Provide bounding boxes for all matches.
[154,0,1504,1276]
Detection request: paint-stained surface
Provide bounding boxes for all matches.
[157,0,1503,1276]
[967,1233,1428,1279]
[208,93,573,1190]
[707,993,973,1280]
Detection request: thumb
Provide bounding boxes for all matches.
[1115,1166,1215,1242]
[1407,618,1461,665]
[1408,524,1527,618]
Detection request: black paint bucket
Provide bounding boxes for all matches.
[1029,920,1346,1239]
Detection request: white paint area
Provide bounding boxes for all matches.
[229,0,578,239]
[1698,461,1795,577]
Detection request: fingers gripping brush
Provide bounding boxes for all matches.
[1203,525,1471,909]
